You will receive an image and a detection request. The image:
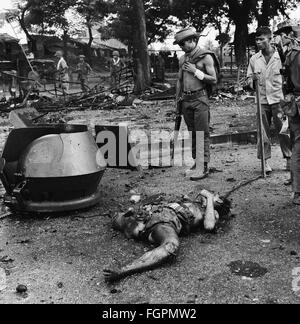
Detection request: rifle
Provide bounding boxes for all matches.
[171,100,183,163]
[255,76,267,179]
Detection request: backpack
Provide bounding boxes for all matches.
[193,51,221,98]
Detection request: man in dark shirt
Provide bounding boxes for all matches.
[275,22,300,205]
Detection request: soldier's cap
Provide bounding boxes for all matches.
[174,27,200,45]
[274,21,300,37]
[112,51,120,57]
[79,55,85,58]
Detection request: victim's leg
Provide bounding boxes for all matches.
[104,224,179,282]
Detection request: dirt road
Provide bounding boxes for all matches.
[0,97,300,304]
[0,142,300,304]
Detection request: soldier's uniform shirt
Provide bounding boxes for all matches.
[285,47,300,95]
[133,201,205,241]
[77,62,92,81]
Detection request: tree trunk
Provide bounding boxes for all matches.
[233,16,248,66]
[63,30,68,58]
[19,9,36,53]
[87,22,94,63]
[219,45,224,68]
[131,0,151,94]
[227,0,251,67]
[258,0,271,27]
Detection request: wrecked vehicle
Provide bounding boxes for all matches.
[0,124,106,213]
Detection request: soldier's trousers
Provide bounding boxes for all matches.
[258,104,292,160]
[290,116,300,193]
[182,96,210,164]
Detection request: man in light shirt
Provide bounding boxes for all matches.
[247,26,292,174]
[55,50,70,94]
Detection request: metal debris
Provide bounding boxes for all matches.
[228,261,268,278]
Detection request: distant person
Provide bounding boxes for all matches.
[173,52,179,71]
[76,55,92,93]
[54,50,70,93]
[150,53,156,77]
[110,51,125,88]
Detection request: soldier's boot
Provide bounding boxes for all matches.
[187,163,209,181]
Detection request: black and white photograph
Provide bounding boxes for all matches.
[0,0,300,307]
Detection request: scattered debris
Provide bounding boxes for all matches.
[261,240,271,244]
[228,261,268,278]
[265,297,279,304]
[130,195,142,204]
[0,268,6,292]
[16,284,28,294]
[227,178,237,183]
[16,239,32,245]
[57,282,64,289]
[0,210,11,220]
[186,294,198,304]
[0,256,14,264]
[141,86,176,101]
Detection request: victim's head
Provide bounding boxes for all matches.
[112,211,145,239]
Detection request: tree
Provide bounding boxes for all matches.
[75,0,110,59]
[172,0,299,65]
[100,0,160,93]
[216,33,231,67]
[130,0,151,93]
[6,0,41,52]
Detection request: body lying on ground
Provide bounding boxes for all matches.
[104,189,231,282]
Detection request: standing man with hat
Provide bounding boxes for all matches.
[110,50,125,89]
[54,50,70,94]
[76,55,92,93]
[275,22,300,205]
[174,27,218,181]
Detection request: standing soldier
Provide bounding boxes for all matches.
[54,50,70,94]
[247,26,292,175]
[110,50,125,89]
[174,27,218,181]
[76,55,92,93]
[275,22,300,205]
